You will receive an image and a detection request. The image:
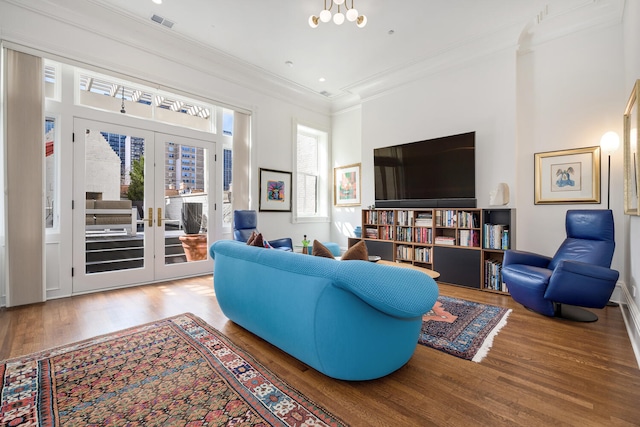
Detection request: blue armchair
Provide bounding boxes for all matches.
[502,210,619,322]
[232,210,293,251]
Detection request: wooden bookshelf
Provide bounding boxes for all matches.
[356,208,515,294]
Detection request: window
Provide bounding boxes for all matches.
[295,123,329,222]
[45,117,57,229]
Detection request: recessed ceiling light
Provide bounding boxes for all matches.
[152,0,162,4]
[319,77,326,82]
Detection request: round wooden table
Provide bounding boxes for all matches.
[376,260,440,279]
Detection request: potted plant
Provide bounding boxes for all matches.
[179,202,208,261]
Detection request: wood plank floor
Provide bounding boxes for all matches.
[1,277,639,426]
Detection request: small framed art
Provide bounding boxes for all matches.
[259,168,292,212]
[624,79,640,215]
[334,163,361,206]
[534,146,601,204]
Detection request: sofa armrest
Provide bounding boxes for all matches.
[333,261,439,319]
[503,250,552,268]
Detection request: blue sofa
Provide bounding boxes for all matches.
[209,240,439,381]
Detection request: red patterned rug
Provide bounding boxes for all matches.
[0,313,346,426]
[419,296,512,362]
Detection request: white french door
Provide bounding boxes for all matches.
[72,118,215,293]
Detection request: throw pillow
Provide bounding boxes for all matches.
[341,240,369,261]
[249,233,264,247]
[246,231,257,245]
[312,240,335,259]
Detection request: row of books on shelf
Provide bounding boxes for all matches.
[415,227,432,243]
[395,227,413,242]
[396,245,413,261]
[395,245,432,262]
[395,226,433,243]
[415,212,433,227]
[484,258,508,292]
[364,210,394,225]
[483,224,510,250]
[458,229,480,247]
[434,236,456,245]
[458,211,480,228]
[435,210,457,227]
[414,246,431,262]
[434,210,480,228]
[396,210,413,226]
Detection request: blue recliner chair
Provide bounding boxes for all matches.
[232,210,293,251]
[502,209,619,322]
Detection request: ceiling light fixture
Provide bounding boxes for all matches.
[120,86,126,114]
[309,0,367,28]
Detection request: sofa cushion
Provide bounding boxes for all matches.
[312,240,335,259]
[341,240,369,261]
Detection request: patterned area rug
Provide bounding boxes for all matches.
[0,313,346,426]
[419,296,512,362]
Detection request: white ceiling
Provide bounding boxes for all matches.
[89,0,613,102]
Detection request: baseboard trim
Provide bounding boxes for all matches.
[620,285,640,369]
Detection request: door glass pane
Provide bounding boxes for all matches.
[45,117,56,229]
[84,129,145,274]
[164,141,208,264]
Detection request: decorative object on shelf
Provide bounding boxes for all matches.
[600,131,620,210]
[624,79,640,215]
[334,163,361,206]
[302,234,310,254]
[259,168,292,212]
[353,226,362,237]
[308,0,367,28]
[534,146,601,204]
[489,183,509,206]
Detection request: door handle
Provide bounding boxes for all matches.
[157,208,162,227]
[142,207,153,227]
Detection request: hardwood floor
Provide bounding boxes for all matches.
[1,277,639,426]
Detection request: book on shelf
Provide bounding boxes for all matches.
[365,227,378,239]
[414,246,431,262]
[483,224,509,250]
[396,245,413,260]
[458,229,479,247]
[435,236,456,245]
[397,210,414,226]
[415,212,433,227]
[484,258,507,292]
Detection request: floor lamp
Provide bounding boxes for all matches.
[600,131,620,209]
[600,131,620,307]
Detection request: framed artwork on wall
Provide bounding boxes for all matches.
[259,168,292,212]
[334,163,361,206]
[624,79,640,215]
[534,146,601,204]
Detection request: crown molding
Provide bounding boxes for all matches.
[0,0,332,115]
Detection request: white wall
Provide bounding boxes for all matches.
[622,0,640,362]
[331,106,363,248]
[360,49,518,211]
[516,24,625,273]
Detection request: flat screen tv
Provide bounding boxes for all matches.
[374,131,476,208]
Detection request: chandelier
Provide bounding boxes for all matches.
[309,0,367,28]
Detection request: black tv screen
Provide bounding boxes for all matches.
[374,132,476,208]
